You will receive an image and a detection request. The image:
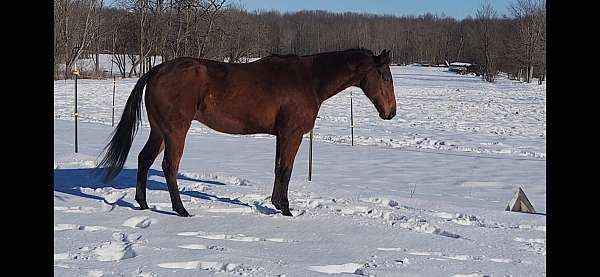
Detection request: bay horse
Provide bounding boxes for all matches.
[97,48,396,217]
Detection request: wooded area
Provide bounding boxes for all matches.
[54,0,546,83]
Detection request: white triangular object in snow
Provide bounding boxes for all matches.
[506,187,536,213]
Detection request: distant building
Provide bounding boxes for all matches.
[448,62,480,75]
[449,62,471,74]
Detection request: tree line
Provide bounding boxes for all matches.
[54,0,545,83]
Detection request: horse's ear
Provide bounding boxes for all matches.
[376,49,391,65]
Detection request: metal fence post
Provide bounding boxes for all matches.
[308,129,313,181]
[73,69,80,153]
[112,76,116,127]
[350,90,354,146]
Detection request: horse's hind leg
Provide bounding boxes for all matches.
[162,128,192,217]
[136,129,164,209]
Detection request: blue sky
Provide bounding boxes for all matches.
[233,0,513,19]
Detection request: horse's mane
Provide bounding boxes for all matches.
[337,48,374,57]
[269,53,299,58]
[267,48,374,59]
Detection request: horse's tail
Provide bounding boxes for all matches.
[96,65,162,182]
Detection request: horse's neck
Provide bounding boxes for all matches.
[312,58,362,103]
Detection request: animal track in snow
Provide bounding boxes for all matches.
[514,237,546,255]
[514,237,545,244]
[431,210,547,233]
[157,260,257,274]
[54,223,120,232]
[122,216,154,228]
[178,244,208,250]
[446,255,477,261]
[450,273,490,277]
[430,211,500,229]
[133,269,157,277]
[489,258,514,263]
[176,230,290,243]
[306,263,365,275]
[201,234,261,242]
[76,187,128,205]
[377,247,526,265]
[93,232,142,262]
[515,224,546,232]
[54,206,98,214]
[359,197,400,208]
[103,191,127,204]
[294,194,462,239]
[74,187,130,212]
[158,261,204,270]
[379,248,483,261]
[205,207,254,214]
[85,270,104,277]
[54,233,142,263]
[199,233,287,243]
[377,247,405,252]
[407,251,442,256]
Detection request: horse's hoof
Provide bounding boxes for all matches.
[136,201,149,210]
[280,209,293,216]
[174,208,192,217]
[272,199,292,216]
[279,206,293,216]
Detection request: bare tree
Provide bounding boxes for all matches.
[54,0,545,83]
[94,0,104,75]
[510,0,545,83]
[55,0,96,78]
[474,1,499,82]
[198,0,226,58]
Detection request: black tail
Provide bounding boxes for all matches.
[96,65,161,182]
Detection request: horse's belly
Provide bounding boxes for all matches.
[194,110,274,135]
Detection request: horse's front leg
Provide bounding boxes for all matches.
[162,129,192,217]
[272,132,303,216]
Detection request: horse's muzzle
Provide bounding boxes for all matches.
[380,110,396,120]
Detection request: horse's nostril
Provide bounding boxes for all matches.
[387,111,396,119]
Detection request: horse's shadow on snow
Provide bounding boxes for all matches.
[53,168,266,216]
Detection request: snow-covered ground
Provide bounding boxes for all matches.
[54,65,546,276]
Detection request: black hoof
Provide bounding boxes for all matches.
[174,208,192,217]
[280,208,293,216]
[136,198,149,210]
[272,199,293,216]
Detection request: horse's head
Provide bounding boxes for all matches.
[356,49,397,120]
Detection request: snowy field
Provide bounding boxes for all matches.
[54,65,546,276]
